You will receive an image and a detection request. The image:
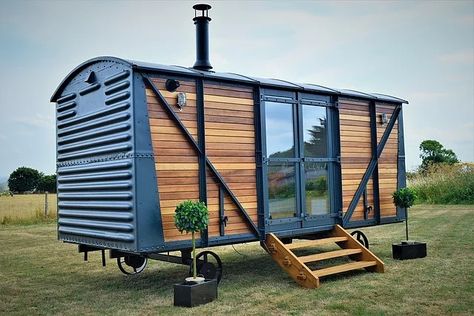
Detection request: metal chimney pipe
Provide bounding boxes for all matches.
[192,4,212,71]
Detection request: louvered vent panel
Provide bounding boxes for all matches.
[56,69,133,162]
[55,63,136,250]
[57,160,135,246]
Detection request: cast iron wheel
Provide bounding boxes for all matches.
[351,230,369,249]
[188,250,223,283]
[117,255,148,275]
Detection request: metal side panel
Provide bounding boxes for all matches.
[55,60,138,251]
[132,73,164,252]
[56,61,134,163]
[57,159,137,250]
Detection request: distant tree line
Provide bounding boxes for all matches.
[7,167,57,194]
[419,140,458,172]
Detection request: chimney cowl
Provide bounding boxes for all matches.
[192,4,213,71]
[193,3,212,21]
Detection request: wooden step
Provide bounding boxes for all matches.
[285,237,348,250]
[299,249,362,263]
[265,233,320,288]
[313,261,377,277]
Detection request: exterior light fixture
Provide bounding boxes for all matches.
[177,92,187,111]
[165,79,180,92]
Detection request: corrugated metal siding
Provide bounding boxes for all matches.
[57,160,135,243]
[55,61,137,250]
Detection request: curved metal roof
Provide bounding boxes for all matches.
[51,56,408,104]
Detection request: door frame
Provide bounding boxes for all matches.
[260,88,340,234]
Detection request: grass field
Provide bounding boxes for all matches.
[0,205,473,315]
[0,194,57,224]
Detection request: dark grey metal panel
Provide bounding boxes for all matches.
[57,159,136,250]
[56,62,134,163]
[56,60,138,251]
[195,71,258,83]
[299,83,340,95]
[397,107,407,221]
[338,89,376,100]
[250,76,302,89]
[371,93,408,104]
[131,73,164,252]
[130,60,201,76]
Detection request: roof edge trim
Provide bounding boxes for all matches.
[50,56,132,102]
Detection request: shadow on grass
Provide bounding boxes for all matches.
[89,244,377,300]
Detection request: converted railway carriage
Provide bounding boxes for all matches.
[51,4,407,288]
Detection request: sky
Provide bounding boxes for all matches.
[0,0,473,178]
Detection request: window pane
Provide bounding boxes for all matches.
[268,163,297,219]
[265,102,294,158]
[305,163,329,215]
[302,105,327,158]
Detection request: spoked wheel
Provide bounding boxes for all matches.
[117,255,148,275]
[351,230,369,249]
[189,250,223,284]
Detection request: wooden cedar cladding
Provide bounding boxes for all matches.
[339,99,375,221]
[204,83,258,237]
[146,77,257,241]
[376,103,398,217]
[339,98,399,221]
[147,78,200,241]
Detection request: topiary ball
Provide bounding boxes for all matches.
[174,200,209,234]
[393,187,417,209]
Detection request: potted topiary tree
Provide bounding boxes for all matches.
[173,200,217,307]
[392,188,427,260]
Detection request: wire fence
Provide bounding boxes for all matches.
[0,193,57,224]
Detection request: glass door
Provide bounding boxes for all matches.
[300,104,335,228]
[263,93,338,232]
[264,101,299,222]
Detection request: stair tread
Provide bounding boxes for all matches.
[299,249,362,263]
[286,237,348,250]
[313,261,377,277]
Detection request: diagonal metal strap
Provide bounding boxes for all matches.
[143,75,260,236]
[342,104,402,226]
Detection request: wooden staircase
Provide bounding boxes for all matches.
[264,225,384,288]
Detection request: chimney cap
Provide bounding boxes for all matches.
[193,3,211,20]
[193,3,211,10]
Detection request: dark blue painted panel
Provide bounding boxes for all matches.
[56,60,138,251]
[132,73,164,252]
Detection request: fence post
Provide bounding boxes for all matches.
[44,192,48,217]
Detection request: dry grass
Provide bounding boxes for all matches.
[0,194,57,225]
[409,163,474,204]
[0,205,473,315]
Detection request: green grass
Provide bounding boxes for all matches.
[0,194,57,225]
[409,163,474,204]
[1,205,473,315]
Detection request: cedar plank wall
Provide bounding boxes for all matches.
[147,78,257,241]
[147,78,201,241]
[376,103,399,217]
[204,83,257,237]
[339,98,375,221]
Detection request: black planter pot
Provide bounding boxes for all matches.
[174,279,217,307]
[392,241,427,260]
